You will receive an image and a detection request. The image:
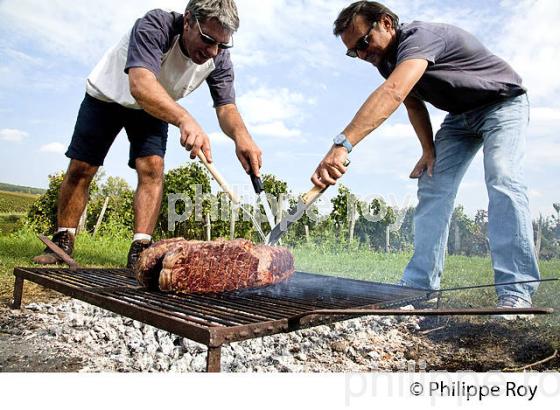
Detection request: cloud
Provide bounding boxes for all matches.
[529,189,543,199]
[526,140,560,167]
[237,86,313,139]
[39,142,66,154]
[0,128,28,142]
[0,0,184,65]
[375,122,415,141]
[527,106,560,140]
[350,120,420,176]
[233,0,346,70]
[209,132,233,146]
[250,121,302,139]
[496,0,560,102]
[531,107,560,122]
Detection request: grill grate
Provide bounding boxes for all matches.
[12,267,430,372]
[15,268,426,325]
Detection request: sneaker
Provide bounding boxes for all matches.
[127,239,153,269]
[492,294,534,321]
[32,230,75,265]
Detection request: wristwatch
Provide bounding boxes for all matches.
[333,133,353,153]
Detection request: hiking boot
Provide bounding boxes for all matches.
[32,231,75,265]
[492,294,534,321]
[127,239,153,269]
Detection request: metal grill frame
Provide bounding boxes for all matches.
[12,267,430,372]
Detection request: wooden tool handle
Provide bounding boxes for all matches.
[302,160,350,205]
[197,151,240,204]
[302,185,327,205]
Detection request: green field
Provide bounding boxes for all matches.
[0,182,45,195]
[0,190,39,234]
[293,244,560,309]
[0,190,38,213]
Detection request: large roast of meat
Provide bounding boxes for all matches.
[135,238,295,294]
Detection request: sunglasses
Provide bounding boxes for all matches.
[195,17,234,49]
[346,22,377,58]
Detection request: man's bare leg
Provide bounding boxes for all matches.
[134,155,164,235]
[126,156,164,269]
[58,159,99,227]
[33,159,98,264]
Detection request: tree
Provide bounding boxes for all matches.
[261,173,289,226]
[447,206,488,256]
[26,171,99,234]
[533,214,560,260]
[210,192,259,241]
[553,203,560,242]
[157,163,212,239]
[353,197,396,251]
[394,207,415,252]
[329,185,355,238]
[87,176,134,237]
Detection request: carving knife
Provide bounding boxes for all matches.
[249,172,277,230]
[266,159,351,246]
[266,185,326,246]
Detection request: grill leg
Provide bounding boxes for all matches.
[11,276,24,309]
[436,294,442,325]
[206,346,222,373]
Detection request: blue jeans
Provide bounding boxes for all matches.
[402,94,539,302]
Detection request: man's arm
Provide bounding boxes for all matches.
[403,95,435,178]
[311,58,428,188]
[215,104,263,176]
[343,59,429,146]
[129,67,213,161]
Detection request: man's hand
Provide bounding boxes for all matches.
[235,136,262,176]
[409,149,435,179]
[178,117,213,162]
[311,146,349,189]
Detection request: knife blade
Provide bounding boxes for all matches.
[249,172,277,230]
[266,185,326,246]
[266,158,351,246]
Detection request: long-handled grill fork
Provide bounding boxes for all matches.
[196,151,267,242]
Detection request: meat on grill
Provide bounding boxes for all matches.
[135,238,295,294]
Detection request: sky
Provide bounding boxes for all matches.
[0,0,559,218]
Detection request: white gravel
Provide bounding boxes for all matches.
[3,299,432,372]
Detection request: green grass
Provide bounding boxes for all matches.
[0,213,26,235]
[293,244,559,304]
[0,230,131,303]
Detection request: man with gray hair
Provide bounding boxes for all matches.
[33,0,262,268]
[311,1,540,318]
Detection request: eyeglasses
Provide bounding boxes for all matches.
[346,22,377,58]
[195,17,234,49]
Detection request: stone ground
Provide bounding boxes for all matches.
[1,297,558,372]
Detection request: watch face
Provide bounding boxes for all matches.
[334,134,345,144]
